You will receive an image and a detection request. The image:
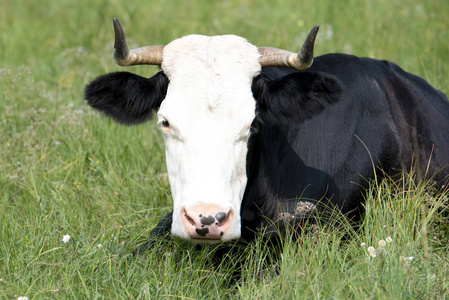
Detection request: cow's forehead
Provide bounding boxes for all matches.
[159,34,260,127]
[161,34,261,81]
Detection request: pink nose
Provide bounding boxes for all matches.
[181,204,233,240]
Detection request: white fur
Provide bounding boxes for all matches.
[158,35,261,241]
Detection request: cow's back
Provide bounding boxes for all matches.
[260,53,449,184]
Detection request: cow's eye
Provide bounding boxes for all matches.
[159,118,172,134]
[161,120,170,128]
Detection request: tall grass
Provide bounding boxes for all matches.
[1,0,448,298]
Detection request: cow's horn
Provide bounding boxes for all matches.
[113,18,164,66]
[258,25,319,70]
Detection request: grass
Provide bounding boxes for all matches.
[1,0,449,298]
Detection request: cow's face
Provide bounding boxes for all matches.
[85,18,318,243]
[159,35,261,242]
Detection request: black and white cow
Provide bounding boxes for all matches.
[85,18,449,245]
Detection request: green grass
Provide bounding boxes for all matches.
[1,0,448,298]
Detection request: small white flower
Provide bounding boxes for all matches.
[18,297,29,300]
[400,256,414,261]
[55,141,61,145]
[378,240,386,247]
[97,244,102,248]
[62,234,71,243]
[386,237,393,243]
[367,246,376,258]
[360,242,366,247]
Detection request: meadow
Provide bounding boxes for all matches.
[1,0,448,298]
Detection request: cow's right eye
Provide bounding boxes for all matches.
[158,118,172,135]
[161,120,170,128]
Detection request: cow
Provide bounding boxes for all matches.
[85,18,449,248]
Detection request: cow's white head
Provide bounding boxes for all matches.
[85,18,318,243]
[158,35,261,241]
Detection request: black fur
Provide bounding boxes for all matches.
[84,71,168,125]
[252,71,342,123]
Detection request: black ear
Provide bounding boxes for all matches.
[84,71,169,125]
[251,71,342,122]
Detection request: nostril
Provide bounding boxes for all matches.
[183,209,196,226]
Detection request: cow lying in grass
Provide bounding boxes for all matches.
[85,18,449,250]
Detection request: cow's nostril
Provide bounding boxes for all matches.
[184,210,195,226]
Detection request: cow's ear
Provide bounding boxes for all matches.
[251,71,342,122]
[84,71,169,125]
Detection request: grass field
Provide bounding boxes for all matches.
[1,0,449,298]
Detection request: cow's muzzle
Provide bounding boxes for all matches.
[181,204,234,241]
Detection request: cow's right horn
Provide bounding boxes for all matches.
[113,18,164,66]
[258,25,319,70]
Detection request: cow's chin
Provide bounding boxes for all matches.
[184,234,241,244]
[187,237,228,245]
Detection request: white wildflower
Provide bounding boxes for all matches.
[378,240,386,247]
[18,297,29,300]
[400,256,414,261]
[367,246,377,258]
[360,242,366,247]
[386,237,393,243]
[97,244,102,248]
[62,234,71,243]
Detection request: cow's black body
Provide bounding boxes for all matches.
[242,54,449,240]
[85,53,449,245]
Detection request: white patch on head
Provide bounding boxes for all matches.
[157,35,261,241]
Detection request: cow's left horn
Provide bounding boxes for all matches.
[258,25,319,70]
[113,18,164,66]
